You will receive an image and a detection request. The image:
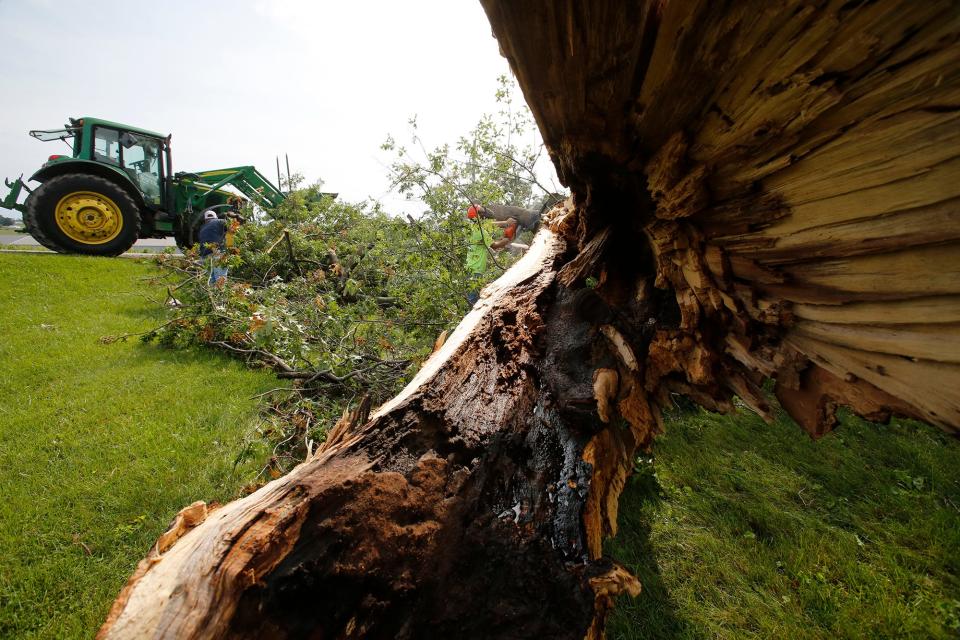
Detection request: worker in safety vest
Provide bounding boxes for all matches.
[465,204,515,306]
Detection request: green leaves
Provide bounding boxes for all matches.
[383,75,558,240]
[147,76,561,476]
[149,192,479,472]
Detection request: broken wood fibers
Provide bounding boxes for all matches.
[100,2,959,639]
[482,0,960,436]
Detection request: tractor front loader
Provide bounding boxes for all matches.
[1,117,284,256]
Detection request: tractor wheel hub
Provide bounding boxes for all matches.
[54,191,124,245]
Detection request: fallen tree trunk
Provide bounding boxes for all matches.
[99,210,652,639]
[100,1,959,637]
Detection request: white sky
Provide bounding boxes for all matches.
[0,0,557,217]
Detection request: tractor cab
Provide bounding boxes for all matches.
[19,118,174,217]
[51,118,172,208]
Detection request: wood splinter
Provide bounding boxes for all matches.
[593,368,620,423]
[155,500,208,556]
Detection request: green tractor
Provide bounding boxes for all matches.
[1,117,284,255]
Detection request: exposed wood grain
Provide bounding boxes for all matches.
[731,198,960,264]
[787,333,960,430]
[785,244,960,297]
[790,296,960,325]
[794,320,960,364]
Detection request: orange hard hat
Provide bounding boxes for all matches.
[467,204,479,219]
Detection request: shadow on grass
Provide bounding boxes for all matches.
[606,398,960,639]
[123,339,262,371]
[606,462,702,640]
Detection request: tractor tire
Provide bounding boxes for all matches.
[26,173,141,256]
[22,192,67,252]
[174,209,204,252]
[174,219,195,251]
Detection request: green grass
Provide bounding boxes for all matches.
[607,406,960,639]
[0,254,276,639]
[1,255,958,639]
[0,246,50,253]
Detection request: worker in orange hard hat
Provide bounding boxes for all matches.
[465,204,517,306]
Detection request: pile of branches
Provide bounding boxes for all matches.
[137,191,518,482]
[129,77,558,483]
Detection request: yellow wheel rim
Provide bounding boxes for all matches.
[54,191,124,245]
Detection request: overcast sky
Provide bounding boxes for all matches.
[0,0,556,217]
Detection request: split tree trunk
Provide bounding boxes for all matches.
[99,211,652,639]
[100,1,959,638]
[480,0,960,436]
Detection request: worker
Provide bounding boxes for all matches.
[465,204,515,306]
[467,194,564,242]
[197,210,228,285]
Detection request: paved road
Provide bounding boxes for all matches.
[0,231,177,253]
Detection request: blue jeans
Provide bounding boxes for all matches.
[206,256,228,285]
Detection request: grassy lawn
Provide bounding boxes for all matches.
[0,254,276,639]
[0,254,957,639]
[608,406,960,639]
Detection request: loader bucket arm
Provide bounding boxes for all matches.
[190,166,285,210]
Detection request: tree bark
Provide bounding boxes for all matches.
[100,1,960,637]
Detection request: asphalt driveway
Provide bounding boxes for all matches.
[0,230,177,253]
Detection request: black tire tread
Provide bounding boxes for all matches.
[27,174,141,256]
[23,193,66,252]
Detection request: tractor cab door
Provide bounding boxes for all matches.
[118,132,163,208]
[92,127,122,165]
[91,126,164,208]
